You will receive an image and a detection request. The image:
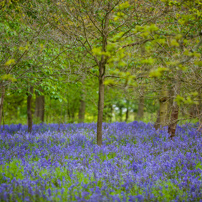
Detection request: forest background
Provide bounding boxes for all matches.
[0,0,202,145]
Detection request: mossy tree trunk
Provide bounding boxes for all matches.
[155,86,169,130]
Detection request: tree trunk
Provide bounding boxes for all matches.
[168,78,181,140]
[169,88,174,117]
[137,93,144,120]
[168,101,179,140]
[119,106,123,122]
[97,71,104,146]
[27,86,33,133]
[159,89,169,127]
[198,87,202,130]
[97,3,110,146]
[125,100,129,122]
[34,89,45,123]
[103,105,107,122]
[154,110,160,130]
[189,104,197,119]
[78,97,85,123]
[154,87,169,130]
[71,111,75,123]
[0,85,5,129]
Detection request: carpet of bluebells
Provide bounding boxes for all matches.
[0,122,202,202]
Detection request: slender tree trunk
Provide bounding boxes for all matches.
[67,109,71,120]
[137,91,144,120]
[125,108,129,122]
[119,106,123,122]
[97,70,105,146]
[168,100,179,140]
[168,76,181,140]
[71,111,75,123]
[97,3,110,146]
[125,100,129,122]
[71,102,75,123]
[0,85,5,129]
[27,86,33,133]
[198,88,202,130]
[78,97,85,123]
[34,89,45,123]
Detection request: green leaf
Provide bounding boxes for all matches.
[175,95,185,105]
[1,74,17,82]
[117,1,130,10]
[92,47,102,56]
[170,39,179,47]
[104,79,117,85]
[4,59,15,66]
[149,67,169,77]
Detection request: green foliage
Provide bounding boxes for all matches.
[176,94,199,106]
[196,162,202,170]
[1,74,17,82]
[150,67,169,77]
[4,59,15,66]
[152,180,185,202]
[0,159,24,180]
[1,0,202,127]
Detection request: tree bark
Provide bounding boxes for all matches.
[168,101,179,140]
[125,100,129,122]
[71,110,75,123]
[0,85,5,129]
[78,96,85,123]
[97,70,105,146]
[198,87,202,130]
[168,87,174,118]
[34,89,45,123]
[154,110,160,130]
[168,77,181,140]
[154,87,169,130]
[119,105,123,122]
[137,93,144,120]
[27,86,33,133]
[189,104,197,119]
[159,89,169,127]
[96,3,110,146]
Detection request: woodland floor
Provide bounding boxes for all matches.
[0,122,202,201]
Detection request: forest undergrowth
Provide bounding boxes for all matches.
[0,122,202,201]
